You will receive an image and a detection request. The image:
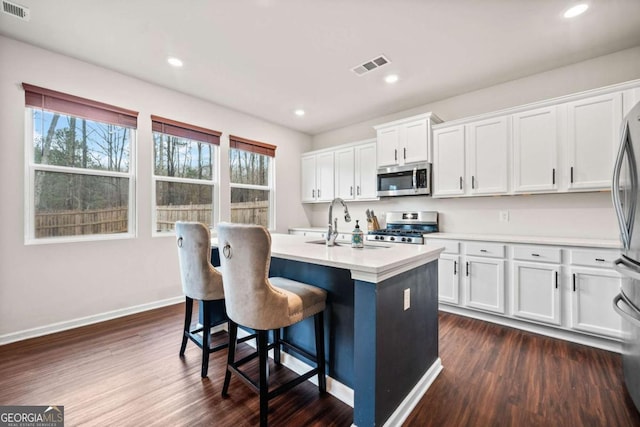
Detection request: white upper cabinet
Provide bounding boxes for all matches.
[467,116,510,195]
[432,117,508,197]
[334,140,378,201]
[301,151,334,203]
[433,125,465,197]
[374,113,441,167]
[334,147,355,200]
[512,106,559,193]
[354,141,378,200]
[566,92,622,191]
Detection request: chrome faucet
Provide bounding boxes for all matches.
[327,197,351,246]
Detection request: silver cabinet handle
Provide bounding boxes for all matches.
[472,176,475,189]
[404,147,407,159]
[312,189,315,198]
[394,149,397,161]
[480,249,488,253]
[453,261,457,275]
[552,168,556,185]
[459,177,463,190]
[555,271,559,289]
[570,166,574,183]
[357,186,361,195]
[531,253,540,257]
[317,189,320,198]
[350,186,353,196]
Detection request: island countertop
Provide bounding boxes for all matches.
[212,233,443,283]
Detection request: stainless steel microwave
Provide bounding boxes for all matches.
[377,162,431,197]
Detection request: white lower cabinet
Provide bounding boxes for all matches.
[464,256,505,314]
[569,266,622,339]
[512,261,561,325]
[430,238,623,345]
[438,255,460,304]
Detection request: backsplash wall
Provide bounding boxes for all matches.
[304,191,618,241]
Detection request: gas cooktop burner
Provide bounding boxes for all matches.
[366,211,438,245]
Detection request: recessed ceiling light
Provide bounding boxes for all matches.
[564,3,589,18]
[385,74,399,84]
[294,109,305,117]
[167,57,183,67]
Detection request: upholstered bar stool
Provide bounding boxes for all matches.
[217,223,327,427]
[175,221,228,378]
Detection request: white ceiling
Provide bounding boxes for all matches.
[2,0,640,135]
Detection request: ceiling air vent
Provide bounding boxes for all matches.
[2,0,30,21]
[351,55,391,76]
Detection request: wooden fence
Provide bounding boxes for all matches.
[35,201,269,236]
[35,207,128,238]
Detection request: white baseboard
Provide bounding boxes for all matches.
[382,358,443,427]
[439,304,622,353]
[235,328,355,407]
[0,296,184,345]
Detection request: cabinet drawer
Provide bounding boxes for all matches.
[426,240,459,254]
[570,249,618,268]
[513,245,561,263]
[465,242,504,258]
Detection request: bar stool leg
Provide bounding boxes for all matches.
[222,321,237,396]
[201,301,211,378]
[273,328,281,366]
[258,330,269,427]
[180,297,193,357]
[314,311,326,393]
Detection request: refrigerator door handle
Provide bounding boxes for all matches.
[612,121,637,250]
[614,257,640,280]
[613,293,640,328]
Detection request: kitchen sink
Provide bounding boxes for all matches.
[305,239,390,249]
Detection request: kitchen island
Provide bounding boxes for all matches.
[211,233,444,426]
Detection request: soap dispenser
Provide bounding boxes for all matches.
[352,219,364,248]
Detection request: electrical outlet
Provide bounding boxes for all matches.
[499,211,509,222]
[403,288,410,310]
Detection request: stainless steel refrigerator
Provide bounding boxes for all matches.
[612,100,640,412]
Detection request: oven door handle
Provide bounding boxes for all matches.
[613,293,640,328]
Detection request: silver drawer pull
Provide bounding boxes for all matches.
[480,249,488,253]
[531,253,540,257]
[595,258,605,262]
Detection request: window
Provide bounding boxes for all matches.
[23,83,138,242]
[229,135,276,228]
[152,115,221,233]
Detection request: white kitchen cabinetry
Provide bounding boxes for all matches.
[432,116,509,197]
[511,246,562,325]
[432,125,465,197]
[464,242,505,314]
[512,106,559,193]
[334,147,355,200]
[354,141,378,200]
[467,116,510,195]
[374,113,441,167]
[301,151,334,203]
[430,240,461,305]
[569,249,622,339]
[566,92,622,191]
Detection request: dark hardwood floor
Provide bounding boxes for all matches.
[1,305,639,426]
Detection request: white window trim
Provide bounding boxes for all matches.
[24,109,137,245]
[151,134,219,237]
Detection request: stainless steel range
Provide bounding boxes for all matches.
[366,211,438,244]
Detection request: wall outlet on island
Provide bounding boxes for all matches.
[403,288,410,310]
[499,211,509,222]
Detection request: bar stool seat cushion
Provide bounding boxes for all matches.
[269,277,326,327]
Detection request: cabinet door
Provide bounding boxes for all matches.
[439,255,460,305]
[376,127,399,167]
[432,125,465,197]
[566,92,622,190]
[355,142,378,200]
[512,106,559,193]
[301,155,317,202]
[403,118,429,164]
[512,261,561,325]
[464,256,505,314]
[334,147,355,200]
[467,116,509,195]
[569,267,623,339]
[315,152,335,202]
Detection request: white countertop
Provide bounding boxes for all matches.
[213,233,443,283]
[424,232,621,249]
